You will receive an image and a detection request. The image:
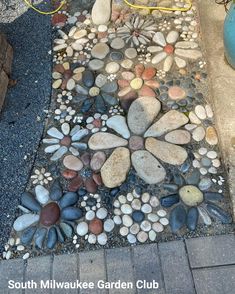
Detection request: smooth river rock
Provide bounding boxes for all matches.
[13,214,40,232]
[91,0,112,25]
[179,185,203,206]
[106,115,130,139]
[88,132,128,150]
[101,147,130,188]
[144,110,189,137]
[131,150,166,184]
[145,138,188,165]
[127,97,161,135]
[165,130,191,145]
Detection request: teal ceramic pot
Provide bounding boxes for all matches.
[224,3,235,68]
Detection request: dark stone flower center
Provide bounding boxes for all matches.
[40,202,60,226]
[89,218,103,235]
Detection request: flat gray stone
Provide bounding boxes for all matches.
[0,259,24,293]
[79,250,107,294]
[133,244,165,294]
[159,241,195,294]
[186,234,235,268]
[193,266,235,294]
[25,256,51,294]
[52,254,78,294]
[106,247,136,294]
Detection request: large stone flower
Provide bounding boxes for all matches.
[88,96,191,188]
[116,15,157,47]
[43,123,88,161]
[160,176,232,233]
[149,31,202,71]
[13,180,83,249]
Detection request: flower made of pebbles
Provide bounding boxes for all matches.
[86,113,108,133]
[149,30,202,71]
[117,64,160,110]
[116,15,157,47]
[76,207,114,245]
[43,123,88,161]
[113,189,168,244]
[161,177,232,233]
[52,63,84,91]
[193,148,220,175]
[30,168,53,186]
[88,96,191,188]
[186,104,218,145]
[13,180,83,250]
[76,70,119,114]
[54,104,76,124]
[156,77,202,111]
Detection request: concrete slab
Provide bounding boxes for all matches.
[198,0,235,217]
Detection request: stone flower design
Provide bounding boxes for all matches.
[76,70,118,114]
[54,104,76,124]
[113,188,168,244]
[149,31,202,71]
[86,113,108,133]
[43,122,88,161]
[161,177,232,233]
[118,64,160,109]
[31,168,53,186]
[116,15,157,47]
[193,148,220,175]
[52,63,84,90]
[13,181,83,249]
[76,207,114,245]
[81,193,102,212]
[88,96,190,188]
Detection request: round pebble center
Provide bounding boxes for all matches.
[168,86,186,100]
[132,211,145,223]
[40,203,60,226]
[89,218,103,235]
[129,136,144,151]
[164,44,174,54]
[130,78,143,90]
[60,136,71,146]
[179,185,204,207]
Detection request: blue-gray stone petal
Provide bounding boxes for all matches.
[20,226,37,245]
[61,207,83,221]
[47,227,57,249]
[21,192,41,212]
[187,207,199,231]
[170,205,187,233]
[59,192,79,209]
[34,227,47,249]
[49,180,63,201]
[206,204,232,224]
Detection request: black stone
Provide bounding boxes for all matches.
[77,188,87,197]
[110,188,120,197]
[187,207,199,231]
[61,207,83,220]
[204,192,224,202]
[110,51,124,61]
[170,205,187,233]
[95,95,107,113]
[55,226,65,243]
[206,204,232,224]
[47,227,57,249]
[82,70,95,88]
[49,180,63,201]
[160,194,180,208]
[20,226,37,245]
[59,192,79,209]
[132,211,145,223]
[34,227,47,249]
[21,192,41,213]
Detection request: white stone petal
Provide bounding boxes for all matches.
[47,127,64,139]
[174,56,187,68]
[106,115,130,139]
[175,49,202,60]
[152,52,167,64]
[61,122,70,135]
[163,55,174,72]
[43,138,60,144]
[88,133,128,150]
[13,214,40,232]
[44,144,61,153]
[72,129,89,141]
[35,185,49,205]
[50,146,68,161]
[153,32,166,46]
[175,41,199,49]
[166,31,179,44]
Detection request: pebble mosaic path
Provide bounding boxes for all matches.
[1,0,233,260]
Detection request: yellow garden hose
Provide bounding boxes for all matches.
[123,0,192,12]
[22,0,66,15]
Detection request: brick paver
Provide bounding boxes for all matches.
[159,241,196,294]
[186,234,235,268]
[193,265,235,294]
[1,235,235,294]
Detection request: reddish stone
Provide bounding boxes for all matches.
[92,173,103,186]
[168,86,186,100]
[62,169,77,180]
[60,136,71,146]
[40,203,60,226]
[52,13,68,27]
[120,91,138,110]
[98,31,108,39]
[135,64,145,78]
[61,79,67,90]
[84,178,98,193]
[129,136,144,151]
[118,79,130,88]
[142,67,156,80]
[68,175,83,192]
[90,151,106,171]
[145,80,160,89]
[63,69,73,79]
[89,218,103,235]
[53,64,65,74]
[93,119,102,128]
[122,71,135,81]
[164,44,174,54]
[138,85,156,97]
[77,15,86,22]
[81,152,90,166]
